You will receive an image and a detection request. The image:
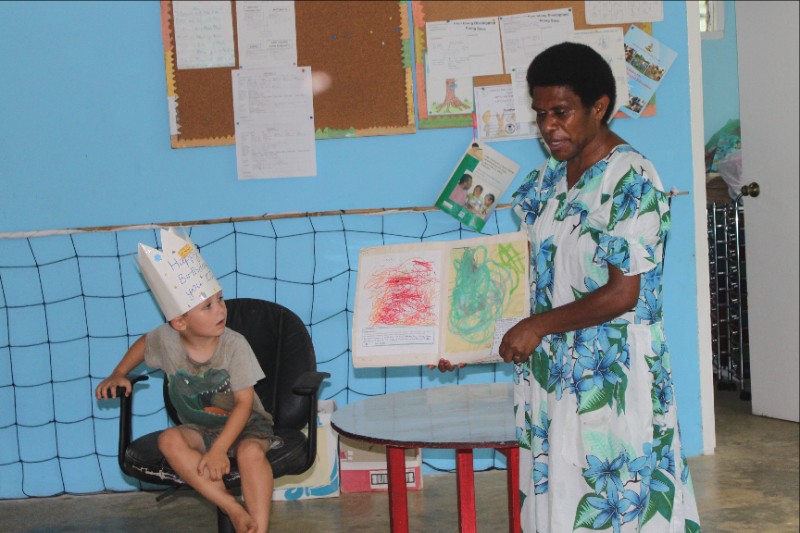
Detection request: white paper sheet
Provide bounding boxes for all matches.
[510,68,536,124]
[425,17,503,78]
[354,249,443,365]
[570,28,629,118]
[235,1,298,69]
[425,17,503,116]
[232,66,317,179]
[585,1,664,24]
[499,8,575,71]
[474,84,539,142]
[173,0,236,70]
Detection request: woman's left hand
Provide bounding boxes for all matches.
[498,317,544,364]
[428,358,466,372]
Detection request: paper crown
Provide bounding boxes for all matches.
[136,228,222,321]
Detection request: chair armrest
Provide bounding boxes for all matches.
[117,374,149,474]
[290,371,329,473]
[291,371,330,396]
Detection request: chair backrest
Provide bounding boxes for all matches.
[163,298,317,431]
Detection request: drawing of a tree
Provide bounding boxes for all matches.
[431,78,472,114]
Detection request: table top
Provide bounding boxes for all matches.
[330,382,516,449]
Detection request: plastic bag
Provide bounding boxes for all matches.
[716,148,745,199]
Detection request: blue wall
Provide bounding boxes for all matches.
[0,1,704,497]
[701,0,740,142]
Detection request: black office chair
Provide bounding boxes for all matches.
[115,298,329,532]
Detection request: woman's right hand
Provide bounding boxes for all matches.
[95,375,132,400]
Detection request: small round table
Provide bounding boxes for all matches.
[330,382,520,533]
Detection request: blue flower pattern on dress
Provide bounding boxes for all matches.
[513,146,700,532]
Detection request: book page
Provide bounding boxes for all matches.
[352,232,530,368]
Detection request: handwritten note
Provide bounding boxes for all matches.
[232,66,317,179]
[361,327,436,347]
[173,1,235,70]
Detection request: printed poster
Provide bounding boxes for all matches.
[352,231,530,368]
[434,140,521,232]
[621,25,676,119]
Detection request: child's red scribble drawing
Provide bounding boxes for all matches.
[365,258,438,326]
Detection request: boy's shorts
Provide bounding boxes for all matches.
[183,421,284,456]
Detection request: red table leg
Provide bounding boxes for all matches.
[386,445,409,533]
[455,448,477,533]
[500,447,520,533]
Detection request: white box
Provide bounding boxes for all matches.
[272,399,340,501]
[338,435,422,493]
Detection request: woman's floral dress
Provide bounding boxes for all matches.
[511,146,701,533]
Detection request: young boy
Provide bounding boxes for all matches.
[95,228,278,533]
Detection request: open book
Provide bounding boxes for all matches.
[352,231,530,368]
[434,140,520,232]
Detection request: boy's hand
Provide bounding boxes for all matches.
[198,448,230,481]
[95,375,132,400]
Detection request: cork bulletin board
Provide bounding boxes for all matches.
[411,1,653,130]
[161,0,415,149]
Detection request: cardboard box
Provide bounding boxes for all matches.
[338,435,422,493]
[272,399,340,501]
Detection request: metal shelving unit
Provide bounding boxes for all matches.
[707,198,750,400]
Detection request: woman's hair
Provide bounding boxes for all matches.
[526,42,616,123]
[485,193,495,203]
[459,173,472,185]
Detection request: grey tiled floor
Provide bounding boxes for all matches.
[1,390,797,532]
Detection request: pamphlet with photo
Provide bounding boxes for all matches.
[434,140,520,232]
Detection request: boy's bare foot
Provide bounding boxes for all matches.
[228,504,258,533]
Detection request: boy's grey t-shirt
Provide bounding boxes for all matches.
[144,324,275,437]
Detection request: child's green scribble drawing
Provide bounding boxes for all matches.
[448,243,525,345]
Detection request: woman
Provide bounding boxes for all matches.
[438,42,701,532]
[505,41,700,533]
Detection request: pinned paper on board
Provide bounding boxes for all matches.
[473,74,540,143]
[434,140,521,232]
[621,25,676,119]
[352,231,530,368]
[424,17,503,116]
